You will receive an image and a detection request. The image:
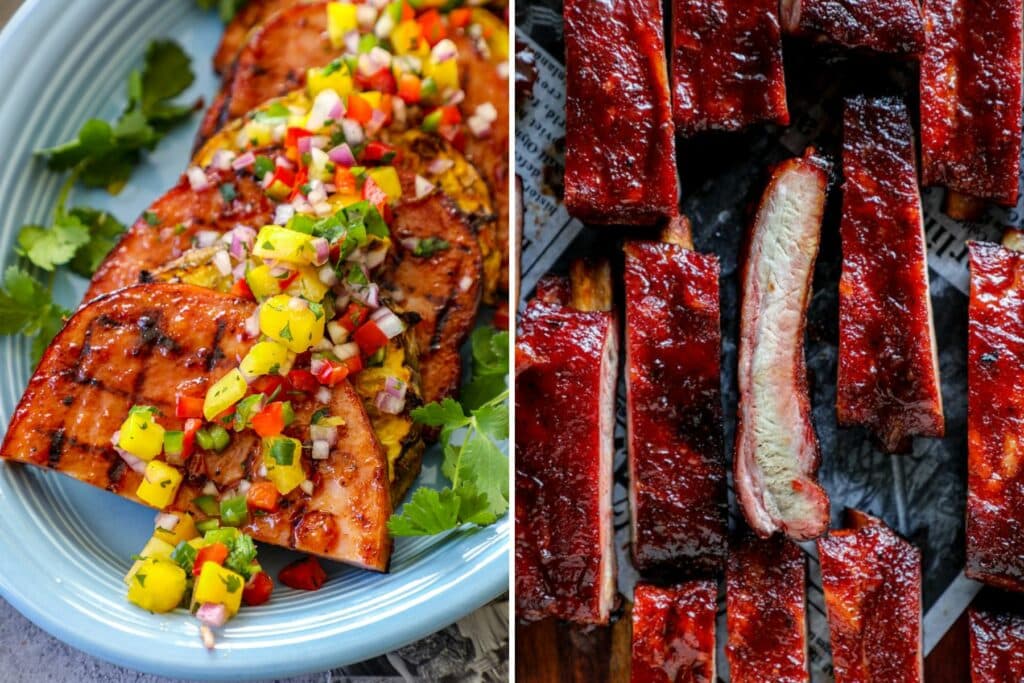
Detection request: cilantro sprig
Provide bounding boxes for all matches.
[388,327,510,537]
[0,266,70,363]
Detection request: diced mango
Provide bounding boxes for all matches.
[327,2,358,48]
[253,225,318,264]
[263,436,306,495]
[391,20,427,56]
[192,563,245,616]
[240,340,293,379]
[117,407,165,461]
[259,295,325,353]
[203,368,248,421]
[360,91,383,109]
[367,167,402,202]
[239,121,273,148]
[127,558,187,613]
[246,264,285,300]
[137,460,183,509]
[307,63,353,99]
[424,58,458,92]
[153,513,199,548]
[284,266,331,303]
[124,536,176,585]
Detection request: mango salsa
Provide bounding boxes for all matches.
[263,436,305,495]
[153,513,199,548]
[127,558,187,613]
[252,225,318,265]
[192,563,245,616]
[259,295,325,353]
[240,340,292,379]
[124,536,176,585]
[117,406,165,461]
[137,460,183,509]
[203,368,248,421]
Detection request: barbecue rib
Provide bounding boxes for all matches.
[967,241,1024,592]
[970,599,1024,681]
[920,0,1024,207]
[734,150,830,541]
[0,284,392,570]
[624,221,726,575]
[631,581,717,683]
[515,262,618,624]
[780,0,925,55]
[671,0,788,135]
[726,533,809,683]
[563,0,677,224]
[837,96,944,453]
[817,509,923,683]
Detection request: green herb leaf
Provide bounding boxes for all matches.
[16,219,90,271]
[387,487,461,536]
[412,237,450,257]
[0,266,70,364]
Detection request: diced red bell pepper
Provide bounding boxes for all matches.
[182,418,202,460]
[315,360,350,386]
[448,7,472,28]
[397,73,422,104]
[417,9,446,46]
[288,167,310,201]
[251,374,288,397]
[251,401,288,437]
[242,571,274,606]
[354,320,389,357]
[230,277,254,300]
[286,127,313,151]
[346,94,374,125]
[265,165,296,198]
[175,394,205,419]
[356,67,397,95]
[439,105,462,126]
[338,302,370,332]
[286,369,319,394]
[362,176,390,215]
[362,141,400,164]
[246,481,281,512]
[278,269,301,292]
[194,543,229,576]
[278,556,327,591]
[400,0,414,21]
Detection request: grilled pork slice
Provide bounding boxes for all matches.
[970,597,1024,681]
[920,0,1023,207]
[0,283,392,570]
[671,0,788,135]
[212,0,294,75]
[734,151,830,541]
[726,534,809,683]
[818,510,923,683]
[624,222,726,575]
[837,96,944,453]
[563,0,677,224]
[515,262,618,624]
[631,581,717,683]
[967,242,1024,592]
[780,0,924,55]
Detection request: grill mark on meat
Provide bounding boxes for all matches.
[204,319,228,372]
[107,458,126,491]
[47,429,65,468]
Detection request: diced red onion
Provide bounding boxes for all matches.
[244,311,261,338]
[431,39,457,63]
[310,237,330,266]
[370,305,392,321]
[341,119,364,145]
[268,264,291,278]
[229,226,256,260]
[196,603,229,629]
[237,479,251,494]
[414,175,434,199]
[375,310,406,339]
[297,135,313,154]
[344,28,362,53]
[314,337,334,352]
[315,387,331,404]
[365,245,388,270]
[232,151,256,170]
[313,201,333,216]
[367,108,387,133]
[319,265,338,286]
[300,479,315,496]
[309,135,329,150]
[212,250,233,276]
[155,512,179,532]
[187,166,210,191]
[445,89,465,106]
[257,464,268,478]
[333,342,359,360]
[310,424,339,446]
[211,150,236,171]
[232,262,247,280]
[115,447,147,475]
[329,100,345,121]
[385,376,407,398]
[310,357,329,376]
[291,196,313,214]
[309,90,343,130]
[311,439,331,460]
[427,158,454,175]
[195,230,221,248]
[373,11,395,39]
[328,143,356,167]
[327,321,348,344]
[374,390,405,415]
[324,183,337,193]
[351,283,379,308]
[274,204,295,226]
[275,155,294,170]
[467,114,492,138]
[202,480,218,496]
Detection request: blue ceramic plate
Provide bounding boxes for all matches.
[0,1,508,680]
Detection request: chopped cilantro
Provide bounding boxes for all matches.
[143,210,161,226]
[219,182,237,202]
[413,237,450,258]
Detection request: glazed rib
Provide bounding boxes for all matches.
[0,284,392,570]
[563,0,677,224]
[817,509,923,683]
[515,263,618,624]
[734,150,830,541]
[970,599,1024,681]
[624,224,726,575]
[920,0,1023,207]
[671,0,788,135]
[967,241,1024,592]
[780,0,924,55]
[726,534,809,683]
[837,96,944,453]
[631,581,717,683]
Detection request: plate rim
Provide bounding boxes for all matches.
[0,1,509,679]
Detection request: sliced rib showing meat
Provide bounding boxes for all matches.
[967,241,1024,592]
[837,96,944,453]
[563,0,677,224]
[734,150,830,541]
[726,533,809,683]
[0,283,392,570]
[920,0,1023,207]
[631,581,717,683]
[515,263,618,624]
[817,509,923,683]
[671,0,788,135]
[384,192,482,404]
[624,224,726,575]
[970,598,1024,681]
[212,0,295,75]
[780,0,924,55]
